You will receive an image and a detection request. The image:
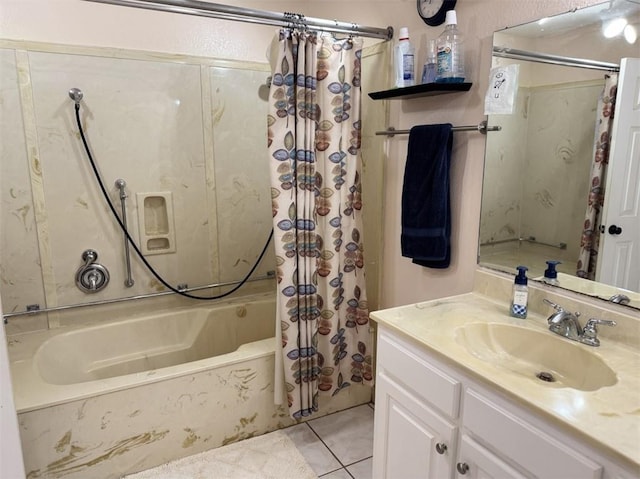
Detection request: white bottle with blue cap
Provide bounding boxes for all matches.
[510,266,529,319]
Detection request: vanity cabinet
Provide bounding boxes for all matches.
[373,331,460,478]
[373,325,637,479]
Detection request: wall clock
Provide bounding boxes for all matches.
[417,0,457,26]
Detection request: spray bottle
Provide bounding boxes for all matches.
[510,266,529,319]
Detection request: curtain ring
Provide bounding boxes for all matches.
[283,12,295,32]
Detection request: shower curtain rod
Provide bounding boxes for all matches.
[493,46,620,72]
[83,0,394,40]
[376,121,502,137]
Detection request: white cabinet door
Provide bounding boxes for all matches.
[457,435,528,479]
[373,371,457,479]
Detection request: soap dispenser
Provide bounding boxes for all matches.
[510,266,529,319]
[543,260,561,286]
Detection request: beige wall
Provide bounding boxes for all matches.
[0,0,605,312]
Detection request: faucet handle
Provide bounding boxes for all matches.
[543,298,564,311]
[580,318,617,347]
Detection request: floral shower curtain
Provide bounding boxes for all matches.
[267,30,372,419]
[577,73,618,279]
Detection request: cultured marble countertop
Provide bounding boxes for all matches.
[370,292,640,469]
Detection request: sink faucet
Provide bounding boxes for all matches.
[543,299,616,347]
[543,299,583,339]
[609,293,630,305]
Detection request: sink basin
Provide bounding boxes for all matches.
[455,322,617,391]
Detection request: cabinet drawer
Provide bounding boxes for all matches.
[463,389,602,479]
[458,434,528,479]
[377,330,460,418]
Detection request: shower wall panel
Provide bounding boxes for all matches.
[481,80,602,261]
[521,81,602,259]
[210,66,274,283]
[0,42,273,323]
[0,49,47,329]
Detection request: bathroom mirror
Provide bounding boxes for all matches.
[479,1,640,309]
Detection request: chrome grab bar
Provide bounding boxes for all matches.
[115,179,135,288]
[4,271,276,320]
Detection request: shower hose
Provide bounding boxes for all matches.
[73,101,273,301]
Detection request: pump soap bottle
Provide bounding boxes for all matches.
[510,266,529,319]
[543,261,561,286]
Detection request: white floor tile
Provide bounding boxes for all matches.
[308,404,374,466]
[282,423,342,476]
[320,468,353,479]
[347,457,372,479]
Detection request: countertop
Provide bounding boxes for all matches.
[370,292,640,470]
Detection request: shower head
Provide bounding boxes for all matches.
[68,88,84,104]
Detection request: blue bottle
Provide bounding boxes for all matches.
[510,266,528,319]
[543,260,561,286]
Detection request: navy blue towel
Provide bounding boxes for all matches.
[401,124,453,269]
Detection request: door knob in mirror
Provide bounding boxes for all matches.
[608,225,622,235]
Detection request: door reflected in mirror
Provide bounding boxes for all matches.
[479,2,640,310]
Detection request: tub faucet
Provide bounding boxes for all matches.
[543,299,616,347]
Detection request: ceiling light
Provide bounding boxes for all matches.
[603,17,628,37]
[624,24,638,43]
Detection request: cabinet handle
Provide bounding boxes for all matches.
[456,462,470,475]
[435,442,447,454]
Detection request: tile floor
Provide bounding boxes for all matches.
[282,403,375,479]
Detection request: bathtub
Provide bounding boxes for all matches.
[8,293,286,479]
[7,291,371,478]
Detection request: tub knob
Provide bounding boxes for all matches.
[76,249,110,293]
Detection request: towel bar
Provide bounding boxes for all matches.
[376,121,501,137]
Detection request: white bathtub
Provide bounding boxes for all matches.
[7,292,371,479]
[10,293,276,412]
[34,299,275,386]
[8,293,285,479]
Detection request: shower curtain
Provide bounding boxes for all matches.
[267,30,372,419]
[577,73,618,280]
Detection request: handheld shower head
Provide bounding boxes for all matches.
[68,88,84,104]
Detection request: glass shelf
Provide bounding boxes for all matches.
[368,82,472,100]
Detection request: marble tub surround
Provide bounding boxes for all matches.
[370,276,640,469]
[0,40,274,320]
[480,81,603,263]
[16,362,370,479]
